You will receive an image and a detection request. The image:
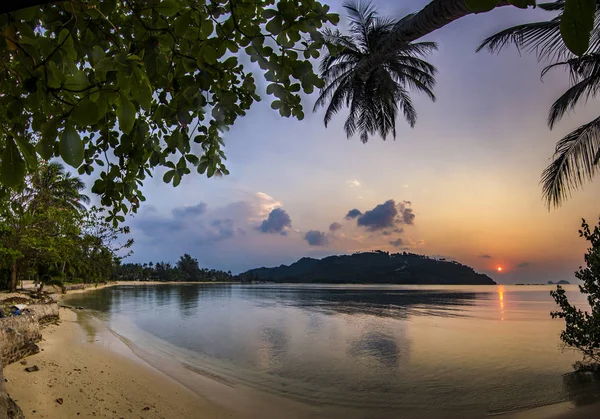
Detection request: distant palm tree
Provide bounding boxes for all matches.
[314,0,437,143]
[477,1,600,207]
[27,162,90,213]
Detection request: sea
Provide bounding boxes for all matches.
[65,284,600,418]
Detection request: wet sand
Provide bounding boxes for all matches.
[3,308,235,419]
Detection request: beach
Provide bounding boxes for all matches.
[3,307,235,419]
[3,283,600,419]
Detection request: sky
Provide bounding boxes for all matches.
[91,1,600,283]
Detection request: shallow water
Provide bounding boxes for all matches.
[65,284,600,417]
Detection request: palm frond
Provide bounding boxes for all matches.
[543,54,600,128]
[343,0,377,49]
[541,115,600,208]
[477,19,568,62]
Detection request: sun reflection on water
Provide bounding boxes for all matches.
[498,286,505,321]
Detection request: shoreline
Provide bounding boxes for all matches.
[3,307,235,419]
[3,283,600,419]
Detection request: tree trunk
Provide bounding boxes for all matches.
[10,262,18,292]
[396,0,510,44]
[354,0,511,79]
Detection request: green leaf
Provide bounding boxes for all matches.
[198,161,208,174]
[156,0,179,17]
[118,96,136,134]
[200,19,214,40]
[560,0,595,56]
[175,11,192,37]
[206,165,215,178]
[266,16,283,35]
[95,57,117,71]
[1,138,25,187]
[64,70,89,91]
[60,126,84,168]
[185,154,200,165]
[36,139,54,160]
[71,99,100,126]
[163,170,176,183]
[262,9,278,19]
[91,45,105,65]
[14,137,38,169]
[465,0,500,13]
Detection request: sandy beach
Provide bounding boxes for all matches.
[3,307,235,419]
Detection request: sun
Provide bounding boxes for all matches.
[497,266,503,272]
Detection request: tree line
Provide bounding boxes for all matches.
[116,253,234,282]
[0,162,132,292]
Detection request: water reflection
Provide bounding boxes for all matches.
[64,284,598,416]
[499,286,505,321]
[234,285,482,319]
[348,331,404,369]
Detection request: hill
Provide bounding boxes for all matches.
[238,251,496,285]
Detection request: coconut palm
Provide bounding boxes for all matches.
[314,1,438,143]
[477,2,600,207]
[26,162,90,213]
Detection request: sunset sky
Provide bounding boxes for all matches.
[100,0,600,283]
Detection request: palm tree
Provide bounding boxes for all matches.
[314,1,438,143]
[26,162,90,213]
[477,2,600,207]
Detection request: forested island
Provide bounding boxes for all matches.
[238,251,496,285]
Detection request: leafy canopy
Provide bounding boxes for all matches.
[0,0,338,223]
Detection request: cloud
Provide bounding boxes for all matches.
[329,222,342,232]
[479,254,492,259]
[357,200,415,231]
[258,208,292,234]
[346,179,361,187]
[517,262,530,268]
[393,228,404,234]
[389,238,403,247]
[382,231,392,236]
[135,212,238,245]
[398,201,415,225]
[304,230,328,246]
[345,208,362,219]
[172,203,207,218]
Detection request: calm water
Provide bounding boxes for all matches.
[66,284,600,417]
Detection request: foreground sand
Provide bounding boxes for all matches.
[3,308,234,419]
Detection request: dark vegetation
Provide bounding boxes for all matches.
[238,250,496,285]
[551,218,600,367]
[0,162,131,292]
[116,253,233,282]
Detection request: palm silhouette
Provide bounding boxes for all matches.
[478,1,600,207]
[314,1,437,143]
